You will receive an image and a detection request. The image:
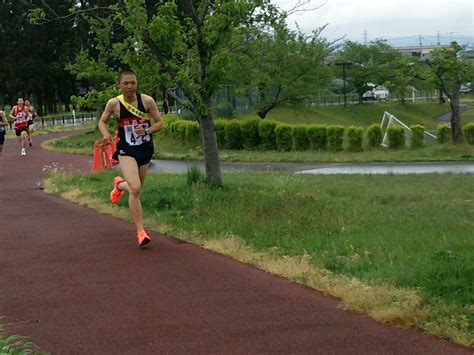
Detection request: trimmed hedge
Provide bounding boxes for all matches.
[410,124,425,149]
[240,118,260,150]
[275,124,293,151]
[258,119,277,150]
[327,125,345,151]
[175,120,188,141]
[463,123,474,145]
[292,125,310,151]
[307,124,327,150]
[437,124,451,144]
[387,126,405,149]
[367,124,382,148]
[167,119,444,151]
[346,125,364,152]
[214,119,227,148]
[185,121,201,142]
[224,119,242,150]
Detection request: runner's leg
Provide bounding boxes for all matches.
[118,155,147,233]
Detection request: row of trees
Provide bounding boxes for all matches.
[3,0,473,184]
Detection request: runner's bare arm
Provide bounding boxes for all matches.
[143,95,163,134]
[9,106,17,120]
[0,112,7,126]
[98,99,117,144]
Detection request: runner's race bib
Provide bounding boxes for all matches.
[16,112,26,123]
[124,124,150,146]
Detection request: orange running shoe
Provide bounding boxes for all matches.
[137,230,151,247]
[109,176,125,203]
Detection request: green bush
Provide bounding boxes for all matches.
[437,124,451,144]
[327,125,345,151]
[224,119,242,149]
[346,125,364,152]
[213,102,234,118]
[367,124,382,148]
[258,119,277,150]
[307,124,327,150]
[292,125,310,151]
[240,118,260,150]
[463,123,474,145]
[214,119,227,148]
[410,124,425,149]
[387,126,405,149]
[185,121,201,142]
[275,124,293,151]
[174,120,188,140]
[161,114,180,136]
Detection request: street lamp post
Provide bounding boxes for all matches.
[335,61,353,108]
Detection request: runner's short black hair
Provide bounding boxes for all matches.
[118,70,137,82]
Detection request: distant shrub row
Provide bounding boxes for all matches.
[164,117,474,151]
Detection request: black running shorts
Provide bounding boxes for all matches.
[0,131,5,145]
[113,141,154,167]
[15,126,28,137]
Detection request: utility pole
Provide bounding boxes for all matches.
[437,30,440,45]
[335,61,353,108]
[363,30,368,45]
[418,35,423,58]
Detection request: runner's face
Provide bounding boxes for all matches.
[17,98,24,106]
[119,74,137,95]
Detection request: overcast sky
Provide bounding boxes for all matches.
[272,0,473,47]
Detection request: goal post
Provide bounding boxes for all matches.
[380,111,437,147]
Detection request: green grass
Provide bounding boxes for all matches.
[45,127,474,163]
[0,326,41,354]
[42,101,474,162]
[238,101,451,128]
[46,170,474,345]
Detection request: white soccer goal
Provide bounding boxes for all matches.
[380,111,437,147]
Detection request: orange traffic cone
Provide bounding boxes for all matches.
[92,141,103,172]
[101,143,112,170]
[92,141,112,172]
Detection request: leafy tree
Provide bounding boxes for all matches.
[336,40,399,103]
[384,55,424,103]
[427,42,474,143]
[1,0,81,114]
[33,0,281,185]
[229,21,333,118]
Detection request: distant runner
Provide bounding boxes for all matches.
[9,98,30,156]
[98,69,163,247]
[0,110,8,174]
[25,98,38,146]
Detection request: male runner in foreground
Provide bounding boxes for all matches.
[98,70,163,247]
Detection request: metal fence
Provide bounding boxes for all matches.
[8,112,96,130]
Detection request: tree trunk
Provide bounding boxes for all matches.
[450,97,463,143]
[199,115,222,186]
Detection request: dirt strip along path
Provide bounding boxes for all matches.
[0,133,470,354]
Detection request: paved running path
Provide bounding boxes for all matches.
[0,133,470,354]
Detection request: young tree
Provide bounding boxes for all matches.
[427,42,474,143]
[34,0,281,185]
[336,40,399,104]
[384,55,423,104]
[229,21,334,118]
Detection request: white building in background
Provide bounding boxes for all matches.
[393,45,450,60]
